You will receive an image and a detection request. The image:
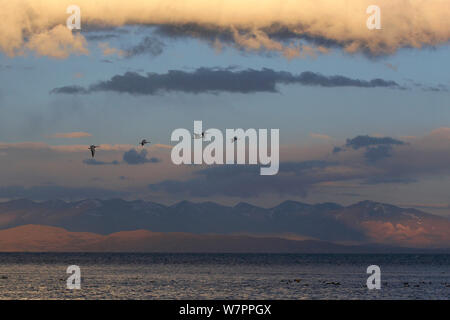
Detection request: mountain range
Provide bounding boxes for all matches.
[1,225,448,253]
[0,199,449,250]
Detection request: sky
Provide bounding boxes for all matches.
[0,0,449,216]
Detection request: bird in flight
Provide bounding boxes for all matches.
[231,136,239,143]
[193,131,208,140]
[140,139,150,147]
[88,145,100,158]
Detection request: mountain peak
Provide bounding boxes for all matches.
[271,200,312,214]
[351,200,398,210]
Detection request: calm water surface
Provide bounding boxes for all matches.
[0,253,448,299]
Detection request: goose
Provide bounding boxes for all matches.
[88,145,100,158]
[193,131,208,140]
[140,139,150,147]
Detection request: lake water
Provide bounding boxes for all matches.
[0,253,448,299]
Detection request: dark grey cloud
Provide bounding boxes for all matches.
[81,25,131,34]
[82,150,161,166]
[50,68,401,95]
[148,161,339,197]
[334,135,407,162]
[295,72,400,89]
[364,145,393,163]
[332,146,343,154]
[345,135,406,150]
[154,23,346,50]
[123,149,161,165]
[83,159,120,166]
[51,85,88,94]
[149,131,450,198]
[123,36,165,58]
[362,176,417,185]
[147,152,422,198]
[85,34,120,41]
[152,24,424,59]
[420,84,449,92]
[0,185,125,201]
[81,26,130,41]
[154,23,233,42]
[407,79,449,93]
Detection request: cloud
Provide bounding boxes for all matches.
[2,1,449,58]
[47,132,92,139]
[5,128,450,201]
[123,149,161,165]
[0,142,136,153]
[326,129,450,186]
[228,27,324,58]
[332,147,343,154]
[85,34,120,41]
[153,144,173,150]
[362,176,417,185]
[148,161,340,197]
[51,68,401,95]
[344,135,406,150]
[401,203,450,210]
[384,63,398,71]
[363,145,393,163]
[50,85,88,94]
[147,129,450,198]
[123,36,165,58]
[0,185,125,201]
[414,83,448,93]
[24,25,88,59]
[334,135,407,162]
[83,159,120,166]
[0,142,172,155]
[98,42,125,57]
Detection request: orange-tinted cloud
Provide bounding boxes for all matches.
[47,132,92,139]
[0,141,172,152]
[1,0,449,58]
[361,220,450,247]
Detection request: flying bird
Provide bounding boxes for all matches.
[88,145,100,158]
[193,131,208,140]
[140,139,151,147]
[231,136,238,143]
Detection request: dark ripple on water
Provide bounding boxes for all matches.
[0,253,448,299]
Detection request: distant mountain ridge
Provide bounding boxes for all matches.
[0,199,449,248]
[0,225,448,253]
